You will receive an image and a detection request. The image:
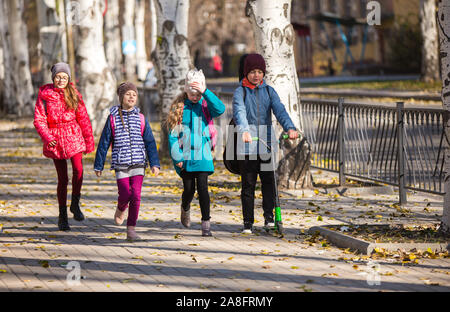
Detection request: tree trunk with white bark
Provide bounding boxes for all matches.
[421,0,440,82]
[104,0,122,81]
[0,0,34,116]
[135,0,148,81]
[37,0,67,84]
[72,0,116,135]
[153,0,192,157]
[437,0,450,233]
[246,0,312,189]
[122,0,137,81]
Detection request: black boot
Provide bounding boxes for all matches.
[58,206,71,231]
[70,194,85,221]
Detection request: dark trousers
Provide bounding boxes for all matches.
[180,171,210,221]
[238,158,275,225]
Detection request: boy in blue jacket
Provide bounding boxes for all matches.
[232,54,298,234]
[94,82,160,241]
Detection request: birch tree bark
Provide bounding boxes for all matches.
[72,0,116,134]
[0,0,34,116]
[153,0,191,157]
[246,0,312,189]
[37,0,67,84]
[135,0,148,81]
[420,0,440,82]
[149,0,157,54]
[0,1,11,115]
[437,0,450,233]
[122,0,137,81]
[104,0,122,81]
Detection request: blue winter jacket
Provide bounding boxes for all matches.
[168,89,225,176]
[232,80,297,155]
[94,106,160,171]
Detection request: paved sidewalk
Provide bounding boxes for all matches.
[0,120,449,292]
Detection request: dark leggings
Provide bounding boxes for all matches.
[180,171,210,221]
[53,153,83,208]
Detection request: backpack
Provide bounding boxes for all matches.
[110,113,145,138]
[201,99,217,151]
[223,84,272,175]
[222,54,248,174]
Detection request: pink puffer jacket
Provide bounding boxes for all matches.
[33,83,95,160]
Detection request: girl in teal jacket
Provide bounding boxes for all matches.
[167,69,225,236]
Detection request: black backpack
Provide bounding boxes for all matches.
[222,54,248,175]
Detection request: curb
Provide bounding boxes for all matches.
[308,225,450,256]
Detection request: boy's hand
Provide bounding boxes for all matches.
[151,166,160,176]
[95,170,102,177]
[242,131,252,143]
[176,162,183,168]
[287,129,299,140]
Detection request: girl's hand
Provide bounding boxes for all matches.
[151,166,160,176]
[48,140,57,147]
[242,132,252,143]
[176,162,183,168]
[190,81,206,94]
[95,170,102,177]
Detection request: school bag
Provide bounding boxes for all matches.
[201,99,217,151]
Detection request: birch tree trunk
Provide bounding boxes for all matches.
[420,0,440,82]
[153,0,191,157]
[135,0,148,81]
[0,0,34,116]
[104,0,122,81]
[437,0,450,233]
[37,0,67,84]
[72,0,116,135]
[149,0,157,54]
[122,0,137,81]
[0,1,11,115]
[246,0,312,189]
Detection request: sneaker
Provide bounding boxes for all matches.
[264,220,275,230]
[242,222,253,234]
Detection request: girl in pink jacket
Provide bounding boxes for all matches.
[34,62,95,231]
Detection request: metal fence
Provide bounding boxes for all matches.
[138,86,446,200]
[301,98,446,199]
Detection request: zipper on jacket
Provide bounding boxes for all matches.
[126,112,134,165]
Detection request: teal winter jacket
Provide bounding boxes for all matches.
[168,89,225,176]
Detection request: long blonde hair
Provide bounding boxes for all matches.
[165,92,187,131]
[64,83,80,111]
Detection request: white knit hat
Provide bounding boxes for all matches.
[184,69,206,94]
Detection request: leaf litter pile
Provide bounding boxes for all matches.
[329,223,449,244]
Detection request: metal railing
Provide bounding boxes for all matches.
[301,98,446,200]
[137,86,446,200]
